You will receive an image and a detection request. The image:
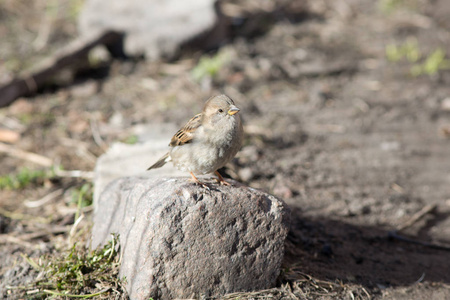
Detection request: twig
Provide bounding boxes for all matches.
[69,214,85,245]
[26,289,41,295]
[414,273,426,284]
[282,282,297,299]
[388,231,450,251]
[222,288,284,299]
[0,142,52,167]
[20,253,42,270]
[296,270,340,287]
[5,284,36,290]
[390,183,404,193]
[0,226,72,247]
[54,169,94,179]
[160,59,194,75]
[0,207,49,223]
[18,225,71,241]
[292,281,308,298]
[0,235,34,248]
[361,287,371,299]
[388,204,449,251]
[24,188,64,208]
[61,137,98,164]
[89,116,107,150]
[396,204,437,232]
[43,287,111,298]
[349,291,355,300]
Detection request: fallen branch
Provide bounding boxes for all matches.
[0,235,34,248]
[43,287,111,299]
[0,142,52,167]
[0,226,72,247]
[19,225,71,241]
[54,169,94,179]
[0,31,123,108]
[24,188,64,208]
[388,231,450,252]
[396,204,437,232]
[0,207,49,223]
[389,204,450,251]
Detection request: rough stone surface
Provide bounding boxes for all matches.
[78,0,224,60]
[92,177,290,299]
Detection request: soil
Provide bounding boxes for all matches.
[1,0,450,299]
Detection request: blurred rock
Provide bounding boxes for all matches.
[273,182,293,199]
[347,201,372,217]
[238,145,260,164]
[0,129,20,144]
[380,141,400,151]
[238,167,254,181]
[68,80,98,98]
[441,97,450,111]
[93,123,185,210]
[92,177,290,299]
[8,98,33,115]
[441,125,450,138]
[78,0,227,60]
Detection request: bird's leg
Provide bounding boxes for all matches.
[190,172,210,189]
[214,171,231,186]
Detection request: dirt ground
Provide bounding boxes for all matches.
[1,0,450,299]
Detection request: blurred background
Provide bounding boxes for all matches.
[1,0,450,299]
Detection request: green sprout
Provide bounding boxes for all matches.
[71,183,94,220]
[386,38,421,63]
[411,48,450,76]
[191,51,230,82]
[0,168,51,190]
[122,135,138,145]
[378,0,417,14]
[379,0,404,14]
[386,39,450,77]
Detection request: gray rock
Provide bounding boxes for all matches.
[93,122,191,211]
[92,177,290,299]
[78,0,226,60]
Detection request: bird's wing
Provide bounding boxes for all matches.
[169,113,202,147]
[147,152,170,170]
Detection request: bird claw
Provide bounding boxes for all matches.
[197,181,211,190]
[189,179,210,190]
[214,171,232,186]
[189,171,232,189]
[189,172,210,190]
[216,179,231,186]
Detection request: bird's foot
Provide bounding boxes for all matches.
[190,172,210,190]
[214,171,232,186]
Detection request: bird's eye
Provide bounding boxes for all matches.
[218,109,224,113]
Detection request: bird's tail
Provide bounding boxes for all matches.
[147,153,170,170]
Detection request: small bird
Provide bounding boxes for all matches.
[147,94,243,186]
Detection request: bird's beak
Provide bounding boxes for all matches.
[228,106,240,116]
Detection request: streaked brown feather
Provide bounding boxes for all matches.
[169,113,202,147]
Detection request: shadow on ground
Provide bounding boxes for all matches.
[284,207,450,289]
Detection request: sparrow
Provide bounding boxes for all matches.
[147,94,243,186]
